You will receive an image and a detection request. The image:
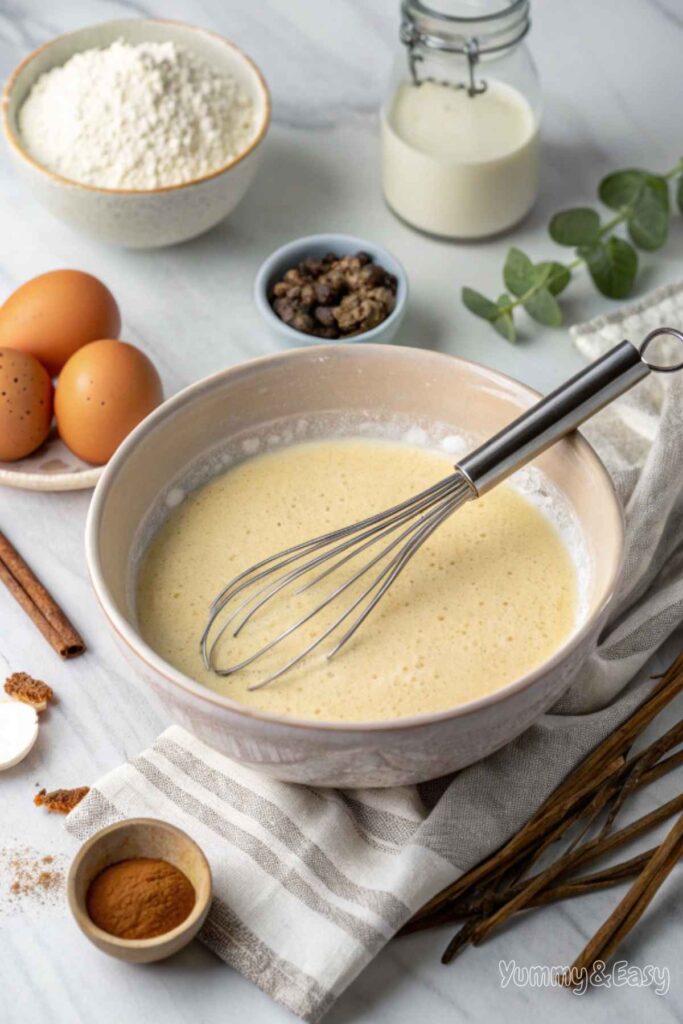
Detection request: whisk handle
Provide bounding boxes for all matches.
[458,336,664,495]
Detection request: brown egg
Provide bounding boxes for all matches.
[55,340,162,465]
[0,348,54,461]
[0,270,121,377]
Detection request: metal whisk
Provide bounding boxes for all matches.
[201,329,683,689]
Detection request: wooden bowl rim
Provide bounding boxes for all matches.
[67,816,212,950]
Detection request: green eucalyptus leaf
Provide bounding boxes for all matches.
[462,287,499,321]
[677,174,683,215]
[645,174,670,208]
[580,237,638,299]
[497,293,512,308]
[535,261,571,295]
[628,183,669,251]
[599,169,669,211]
[523,288,563,326]
[503,248,534,297]
[531,263,551,287]
[549,208,601,247]
[599,169,647,209]
[492,311,516,342]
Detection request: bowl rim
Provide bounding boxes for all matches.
[253,232,409,345]
[1,18,271,196]
[67,817,212,949]
[86,343,625,735]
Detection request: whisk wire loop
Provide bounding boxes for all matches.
[201,471,473,687]
[200,472,461,663]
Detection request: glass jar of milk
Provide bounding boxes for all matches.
[382,0,541,239]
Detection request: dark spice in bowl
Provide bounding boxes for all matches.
[270,251,398,339]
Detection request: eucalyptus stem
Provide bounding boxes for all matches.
[463,159,683,342]
[500,256,583,318]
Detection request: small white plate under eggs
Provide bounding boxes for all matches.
[0,427,103,491]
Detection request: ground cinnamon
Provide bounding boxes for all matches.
[2,847,64,910]
[86,858,196,939]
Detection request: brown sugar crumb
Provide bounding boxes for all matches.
[5,672,54,711]
[34,786,89,814]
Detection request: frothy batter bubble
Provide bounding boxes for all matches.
[137,439,579,722]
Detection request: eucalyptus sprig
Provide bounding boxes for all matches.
[462,160,683,342]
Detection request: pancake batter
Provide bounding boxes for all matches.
[137,439,578,721]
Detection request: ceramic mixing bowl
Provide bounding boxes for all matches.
[2,20,270,248]
[86,346,624,787]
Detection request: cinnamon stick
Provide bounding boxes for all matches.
[559,653,683,797]
[0,530,85,658]
[562,812,683,986]
[400,847,672,937]
[405,652,683,973]
[413,653,683,925]
[535,849,659,907]
[415,754,626,920]
[458,838,674,925]
[469,785,621,946]
[639,748,683,788]
[598,718,683,837]
[441,792,683,960]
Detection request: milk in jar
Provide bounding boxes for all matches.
[382,0,541,238]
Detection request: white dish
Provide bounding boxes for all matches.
[0,428,102,491]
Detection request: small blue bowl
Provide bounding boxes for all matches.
[254,233,408,346]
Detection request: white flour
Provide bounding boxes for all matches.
[18,39,257,189]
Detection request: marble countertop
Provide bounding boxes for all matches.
[1,0,682,1021]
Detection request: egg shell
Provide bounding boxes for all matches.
[0,348,54,461]
[55,340,162,465]
[0,270,121,377]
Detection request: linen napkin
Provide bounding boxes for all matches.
[66,281,683,1022]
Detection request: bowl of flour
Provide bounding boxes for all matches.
[2,20,271,247]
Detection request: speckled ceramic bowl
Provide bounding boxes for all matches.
[2,20,270,248]
[86,345,624,787]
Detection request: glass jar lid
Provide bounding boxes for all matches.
[400,0,531,93]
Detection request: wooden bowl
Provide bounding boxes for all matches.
[67,818,212,963]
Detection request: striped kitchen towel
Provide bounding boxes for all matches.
[65,726,458,1020]
[65,282,683,1021]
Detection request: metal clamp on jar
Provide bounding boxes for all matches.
[381,0,541,239]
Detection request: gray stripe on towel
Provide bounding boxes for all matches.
[341,795,422,845]
[64,789,122,840]
[307,789,411,855]
[157,735,410,926]
[203,897,335,1023]
[133,754,388,952]
[602,595,683,659]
